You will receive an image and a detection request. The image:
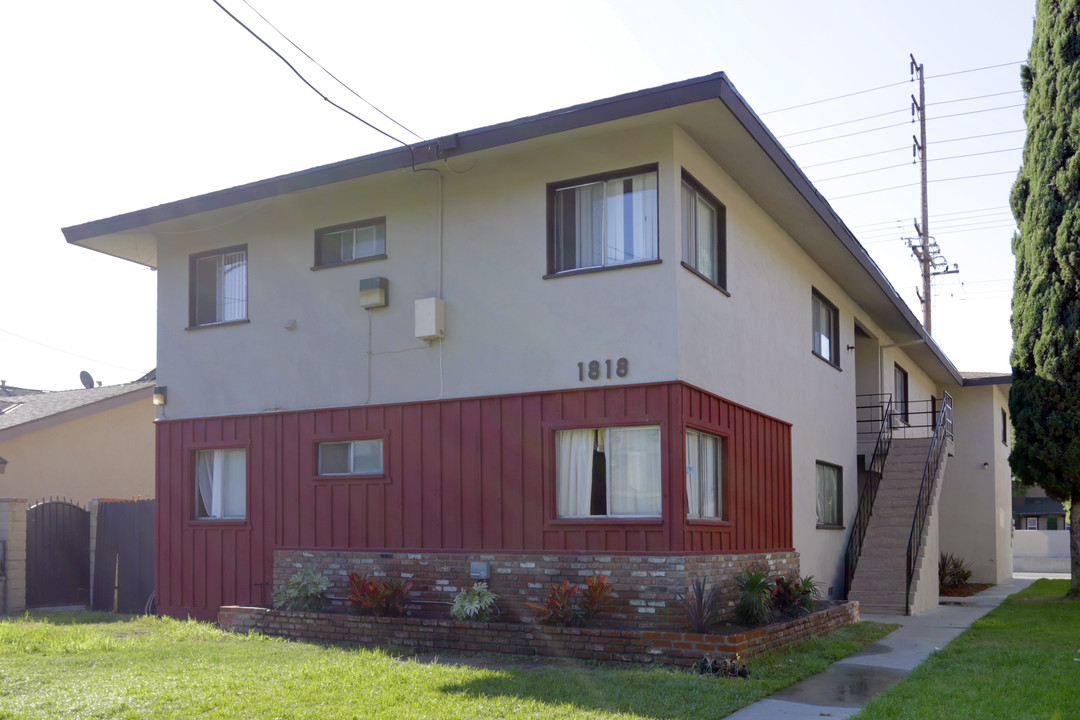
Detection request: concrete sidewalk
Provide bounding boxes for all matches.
[725,574,1056,719]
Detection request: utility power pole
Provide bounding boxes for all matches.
[909,54,957,335]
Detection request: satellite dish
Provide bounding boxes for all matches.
[79,371,95,389]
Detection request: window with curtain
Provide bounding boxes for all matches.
[894,364,909,424]
[555,426,661,518]
[314,217,386,268]
[195,448,246,520]
[811,289,839,365]
[685,429,722,519]
[318,439,384,475]
[815,461,842,527]
[190,245,247,327]
[549,166,659,274]
[681,171,726,289]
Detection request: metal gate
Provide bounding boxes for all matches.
[26,499,90,608]
[92,499,155,613]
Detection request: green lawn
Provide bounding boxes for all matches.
[856,579,1080,720]
[0,611,895,719]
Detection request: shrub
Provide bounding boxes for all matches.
[772,575,822,618]
[734,568,773,625]
[580,574,614,625]
[272,565,330,612]
[677,577,720,633]
[526,580,581,626]
[450,582,500,622]
[348,573,413,617]
[939,553,973,595]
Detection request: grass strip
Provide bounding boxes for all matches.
[856,579,1080,719]
[0,611,895,719]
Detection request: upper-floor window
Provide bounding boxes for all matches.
[681,171,726,290]
[812,289,839,366]
[555,425,661,518]
[318,439,384,476]
[686,428,722,519]
[1001,407,1009,445]
[195,448,246,520]
[314,218,386,268]
[190,246,247,327]
[548,165,658,275]
[894,364,910,424]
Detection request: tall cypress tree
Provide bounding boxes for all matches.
[1010,0,1080,597]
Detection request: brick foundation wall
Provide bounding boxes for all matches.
[274,549,800,631]
[219,601,859,667]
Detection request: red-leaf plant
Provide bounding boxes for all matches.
[347,572,413,617]
[526,574,613,627]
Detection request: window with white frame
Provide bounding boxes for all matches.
[556,426,661,517]
[816,461,842,527]
[812,289,839,365]
[318,439,384,476]
[686,429,722,519]
[681,171,726,289]
[549,165,658,274]
[195,448,246,520]
[315,218,386,267]
[190,246,247,327]
[1026,516,1038,530]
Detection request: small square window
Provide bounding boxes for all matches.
[195,448,246,520]
[1026,516,1038,530]
[190,246,247,327]
[548,166,658,274]
[681,171,726,290]
[318,439,384,476]
[816,461,842,527]
[315,218,386,268]
[555,426,661,517]
[812,290,839,366]
[686,429,722,519]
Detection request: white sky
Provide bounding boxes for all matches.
[1,0,1034,391]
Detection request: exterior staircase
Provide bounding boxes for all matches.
[848,436,951,615]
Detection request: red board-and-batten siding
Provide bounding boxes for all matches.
[155,381,793,618]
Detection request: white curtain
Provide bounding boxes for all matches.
[686,430,720,518]
[682,183,718,283]
[813,297,832,359]
[220,251,246,322]
[685,430,700,516]
[196,450,216,518]
[196,448,246,519]
[608,426,661,515]
[557,429,596,517]
[571,183,604,269]
[604,172,657,265]
[816,463,839,525]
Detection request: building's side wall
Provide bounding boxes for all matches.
[0,397,155,505]
[155,382,792,619]
[939,384,1013,584]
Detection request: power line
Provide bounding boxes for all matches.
[812,147,1022,184]
[236,0,424,142]
[801,145,909,170]
[0,328,146,374]
[849,206,1011,232]
[788,104,1024,149]
[930,89,1023,107]
[777,107,907,138]
[925,60,1025,80]
[829,170,1018,200]
[210,0,414,153]
[931,103,1025,122]
[935,128,1027,144]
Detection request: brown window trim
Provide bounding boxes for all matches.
[313,434,390,481]
[681,261,732,296]
[681,169,727,292]
[189,244,247,328]
[811,288,841,369]
[543,258,661,280]
[185,318,251,332]
[314,217,386,269]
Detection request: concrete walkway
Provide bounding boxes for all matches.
[725,574,1060,719]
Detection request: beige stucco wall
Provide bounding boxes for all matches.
[939,383,1013,584]
[0,396,155,505]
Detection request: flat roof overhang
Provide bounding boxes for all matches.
[62,71,962,385]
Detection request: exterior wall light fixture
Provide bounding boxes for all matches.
[153,386,168,406]
[358,277,389,310]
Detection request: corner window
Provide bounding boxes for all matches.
[812,289,839,366]
[894,364,910,424]
[686,429,722,519]
[318,439,384,476]
[1026,516,1038,530]
[190,246,247,327]
[195,448,246,520]
[548,165,658,274]
[816,461,842,527]
[315,218,386,268]
[681,171,726,289]
[556,426,661,518]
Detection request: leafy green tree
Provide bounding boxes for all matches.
[1010,0,1080,596]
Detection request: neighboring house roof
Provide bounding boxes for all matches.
[1014,496,1066,516]
[961,372,1012,387]
[0,382,44,397]
[0,381,155,441]
[62,71,964,386]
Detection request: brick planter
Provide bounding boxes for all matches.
[219,601,859,668]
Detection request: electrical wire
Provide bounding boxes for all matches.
[801,145,909,170]
[777,107,908,138]
[788,105,1023,150]
[930,89,1023,107]
[236,0,424,142]
[0,327,146,374]
[930,103,1025,122]
[209,0,414,153]
[760,79,911,115]
[925,60,1025,80]
[811,147,1022,184]
[830,170,1018,200]
[935,129,1027,145]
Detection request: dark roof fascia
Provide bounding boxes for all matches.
[62,72,735,244]
[962,373,1012,387]
[713,81,962,385]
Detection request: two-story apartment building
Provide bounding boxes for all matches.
[62,72,1013,621]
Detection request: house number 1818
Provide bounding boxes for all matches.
[577,358,629,381]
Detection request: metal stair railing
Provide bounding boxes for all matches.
[844,393,893,598]
[904,391,953,614]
